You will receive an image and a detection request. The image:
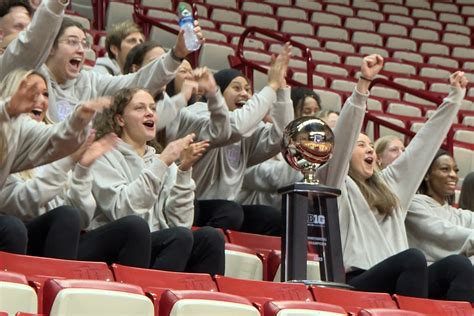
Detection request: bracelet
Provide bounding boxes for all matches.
[170,48,184,62]
[359,75,373,82]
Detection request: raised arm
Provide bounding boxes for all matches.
[95,24,204,97]
[0,0,68,80]
[317,54,384,188]
[382,71,467,211]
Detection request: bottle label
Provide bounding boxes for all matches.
[179,15,194,27]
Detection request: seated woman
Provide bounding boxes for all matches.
[0,68,151,266]
[407,149,474,264]
[316,54,473,301]
[168,43,294,236]
[91,86,225,275]
[0,68,110,255]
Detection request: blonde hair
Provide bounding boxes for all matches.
[348,167,400,215]
[374,135,402,166]
[0,69,46,170]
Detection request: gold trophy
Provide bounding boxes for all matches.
[281,117,335,183]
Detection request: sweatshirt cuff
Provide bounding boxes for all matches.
[206,88,225,111]
[260,86,278,105]
[276,87,291,102]
[54,156,76,172]
[447,86,466,105]
[175,167,193,186]
[74,162,92,180]
[351,89,369,108]
[150,157,170,179]
[163,51,181,74]
[45,0,69,15]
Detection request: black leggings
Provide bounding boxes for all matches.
[0,214,28,254]
[78,215,151,268]
[25,206,81,259]
[346,249,474,302]
[150,226,225,275]
[195,199,281,236]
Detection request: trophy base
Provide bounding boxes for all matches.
[286,280,354,290]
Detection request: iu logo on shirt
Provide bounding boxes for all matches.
[56,100,75,121]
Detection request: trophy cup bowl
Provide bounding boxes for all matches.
[281,116,335,183]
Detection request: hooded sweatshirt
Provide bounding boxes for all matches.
[93,55,121,76]
[90,140,195,231]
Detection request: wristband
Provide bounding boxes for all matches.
[170,48,184,62]
[359,75,373,82]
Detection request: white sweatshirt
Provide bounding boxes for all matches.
[90,140,196,232]
[0,0,68,80]
[407,194,474,264]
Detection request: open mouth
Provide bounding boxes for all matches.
[446,181,457,189]
[69,57,82,70]
[235,100,246,108]
[31,108,43,119]
[143,120,155,129]
[364,157,374,165]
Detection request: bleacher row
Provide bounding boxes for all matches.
[1,233,473,316]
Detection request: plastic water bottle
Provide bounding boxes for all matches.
[177,3,201,51]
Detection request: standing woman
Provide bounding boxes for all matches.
[91,85,225,275]
[317,54,473,302]
[407,150,474,264]
[0,68,110,255]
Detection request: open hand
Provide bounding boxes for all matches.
[267,42,292,91]
[76,96,113,122]
[7,79,42,118]
[179,140,210,171]
[159,133,195,166]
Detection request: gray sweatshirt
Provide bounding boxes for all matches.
[0,0,67,80]
[175,86,293,200]
[164,88,231,147]
[43,51,181,122]
[0,100,88,188]
[316,87,464,272]
[0,158,95,229]
[90,140,195,232]
[407,194,474,264]
[235,153,303,209]
[92,55,121,76]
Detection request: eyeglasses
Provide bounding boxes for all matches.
[58,37,91,50]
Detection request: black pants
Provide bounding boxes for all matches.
[25,206,81,259]
[0,214,28,254]
[150,226,225,275]
[78,215,151,268]
[346,249,474,303]
[195,199,281,236]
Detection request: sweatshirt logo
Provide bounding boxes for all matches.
[56,100,75,121]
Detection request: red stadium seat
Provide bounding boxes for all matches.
[214,275,313,310]
[112,264,217,314]
[393,295,474,316]
[0,251,113,313]
[43,279,153,316]
[264,300,346,316]
[159,290,259,316]
[310,286,398,314]
[358,309,427,316]
[0,271,37,315]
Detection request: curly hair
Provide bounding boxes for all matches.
[93,87,162,152]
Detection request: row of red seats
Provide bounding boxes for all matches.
[0,250,472,316]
